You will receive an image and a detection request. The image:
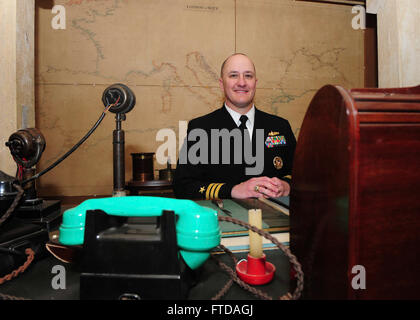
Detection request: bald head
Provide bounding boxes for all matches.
[220,53,256,77]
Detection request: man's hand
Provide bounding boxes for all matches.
[231,176,290,199]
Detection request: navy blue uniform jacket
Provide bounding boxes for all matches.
[173,106,296,199]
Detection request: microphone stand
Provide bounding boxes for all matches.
[113,113,126,197]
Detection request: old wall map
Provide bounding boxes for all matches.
[35,0,364,196]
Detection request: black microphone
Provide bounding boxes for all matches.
[102,83,136,114]
[102,84,136,196]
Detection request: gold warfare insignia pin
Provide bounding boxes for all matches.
[273,156,283,170]
[268,131,279,136]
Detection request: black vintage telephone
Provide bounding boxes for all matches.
[0,128,61,278]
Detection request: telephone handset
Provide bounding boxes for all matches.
[58,196,220,269]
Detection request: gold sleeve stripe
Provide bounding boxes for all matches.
[205,183,225,200]
[213,183,224,200]
[205,183,216,200]
[209,183,219,200]
[283,175,292,179]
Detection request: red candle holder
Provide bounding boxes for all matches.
[236,253,275,285]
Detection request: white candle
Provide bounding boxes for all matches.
[248,209,263,258]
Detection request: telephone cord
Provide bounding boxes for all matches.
[210,215,304,300]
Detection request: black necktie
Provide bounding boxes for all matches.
[239,115,248,130]
[239,115,250,145]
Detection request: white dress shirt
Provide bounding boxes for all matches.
[224,103,255,140]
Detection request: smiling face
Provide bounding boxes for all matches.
[219,54,257,114]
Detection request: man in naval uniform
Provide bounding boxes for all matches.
[173,53,296,200]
